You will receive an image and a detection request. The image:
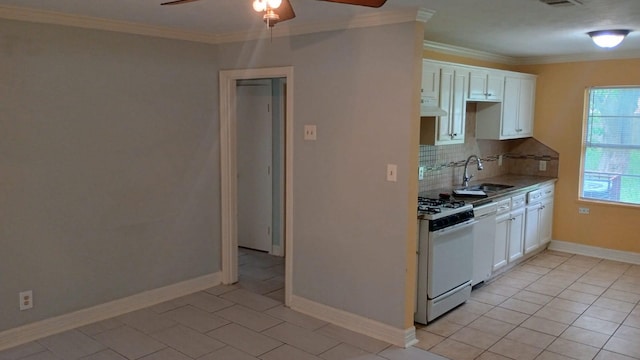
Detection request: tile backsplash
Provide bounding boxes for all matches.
[418,103,559,193]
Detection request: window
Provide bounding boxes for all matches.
[581,86,640,205]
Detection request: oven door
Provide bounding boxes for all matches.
[427,219,475,299]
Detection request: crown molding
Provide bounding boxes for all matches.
[217,7,430,44]
[423,40,518,65]
[0,4,429,46]
[513,49,640,65]
[424,39,640,66]
[0,5,220,44]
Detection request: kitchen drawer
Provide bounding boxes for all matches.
[528,185,554,203]
[511,194,526,209]
[495,198,511,214]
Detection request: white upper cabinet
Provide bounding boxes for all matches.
[420,64,468,145]
[476,74,536,140]
[468,70,504,101]
[420,62,441,116]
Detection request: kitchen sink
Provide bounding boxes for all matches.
[466,183,514,192]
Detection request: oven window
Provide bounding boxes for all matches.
[581,86,640,206]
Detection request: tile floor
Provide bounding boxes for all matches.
[1,249,639,360]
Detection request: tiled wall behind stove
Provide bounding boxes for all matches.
[418,103,559,193]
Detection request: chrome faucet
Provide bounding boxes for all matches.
[462,155,484,187]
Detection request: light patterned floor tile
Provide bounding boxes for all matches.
[163,305,230,333]
[534,305,581,325]
[595,350,638,360]
[214,305,282,332]
[488,338,543,360]
[318,343,385,360]
[512,290,554,306]
[546,298,589,314]
[546,338,600,360]
[262,323,339,355]
[483,284,521,298]
[80,349,128,360]
[138,348,191,360]
[116,309,177,334]
[499,298,543,315]
[520,316,568,336]
[260,344,322,360]
[265,306,328,331]
[378,346,448,360]
[150,325,225,358]
[566,282,607,296]
[219,289,281,311]
[476,351,512,360]
[173,291,235,313]
[458,300,495,315]
[573,316,620,335]
[442,308,481,326]
[413,330,445,351]
[422,319,463,337]
[535,350,575,360]
[78,319,124,336]
[0,342,46,360]
[583,306,628,324]
[467,316,516,337]
[592,297,636,313]
[314,324,390,353]
[93,326,166,360]
[470,290,510,306]
[449,327,501,350]
[197,346,259,360]
[484,306,530,325]
[207,324,282,357]
[525,282,565,297]
[601,289,640,304]
[557,289,598,305]
[38,330,106,360]
[560,326,610,348]
[430,338,483,360]
[603,337,640,359]
[505,327,556,349]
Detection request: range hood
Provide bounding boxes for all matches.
[421,106,447,117]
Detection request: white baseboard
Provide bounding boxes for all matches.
[0,272,222,351]
[548,240,640,265]
[289,294,417,348]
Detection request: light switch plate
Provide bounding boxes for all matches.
[387,164,397,182]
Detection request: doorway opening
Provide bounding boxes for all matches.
[219,67,294,306]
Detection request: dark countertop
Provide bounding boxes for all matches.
[419,175,558,208]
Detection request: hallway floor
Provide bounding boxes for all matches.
[1,249,639,360]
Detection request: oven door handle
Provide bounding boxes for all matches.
[431,219,476,236]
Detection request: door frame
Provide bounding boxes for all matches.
[219,66,294,306]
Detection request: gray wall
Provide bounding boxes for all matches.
[0,20,221,331]
[1,18,421,333]
[218,23,420,328]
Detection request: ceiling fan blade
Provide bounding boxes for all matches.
[319,0,387,7]
[275,0,296,22]
[161,0,202,5]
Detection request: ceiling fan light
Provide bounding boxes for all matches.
[267,0,282,9]
[252,0,266,12]
[588,29,631,48]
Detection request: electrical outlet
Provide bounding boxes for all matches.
[19,290,33,311]
[539,160,547,171]
[303,125,317,140]
[498,155,503,166]
[418,166,425,180]
[578,207,590,215]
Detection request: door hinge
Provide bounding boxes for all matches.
[267,226,271,236]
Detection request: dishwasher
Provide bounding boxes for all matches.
[472,202,497,287]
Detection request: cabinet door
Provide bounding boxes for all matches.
[508,208,525,262]
[486,73,504,101]
[517,77,535,137]
[450,69,468,142]
[524,203,541,254]
[437,67,455,143]
[468,70,487,100]
[539,198,554,246]
[493,213,510,271]
[435,67,466,145]
[501,76,520,138]
[421,62,440,115]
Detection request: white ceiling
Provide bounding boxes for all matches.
[0,0,639,60]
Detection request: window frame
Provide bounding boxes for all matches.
[580,85,640,207]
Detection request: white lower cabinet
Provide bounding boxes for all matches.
[492,194,526,272]
[524,185,555,254]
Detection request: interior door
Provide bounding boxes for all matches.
[237,80,273,252]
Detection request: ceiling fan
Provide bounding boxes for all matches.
[161,0,387,28]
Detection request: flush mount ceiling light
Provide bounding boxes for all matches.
[588,30,631,48]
